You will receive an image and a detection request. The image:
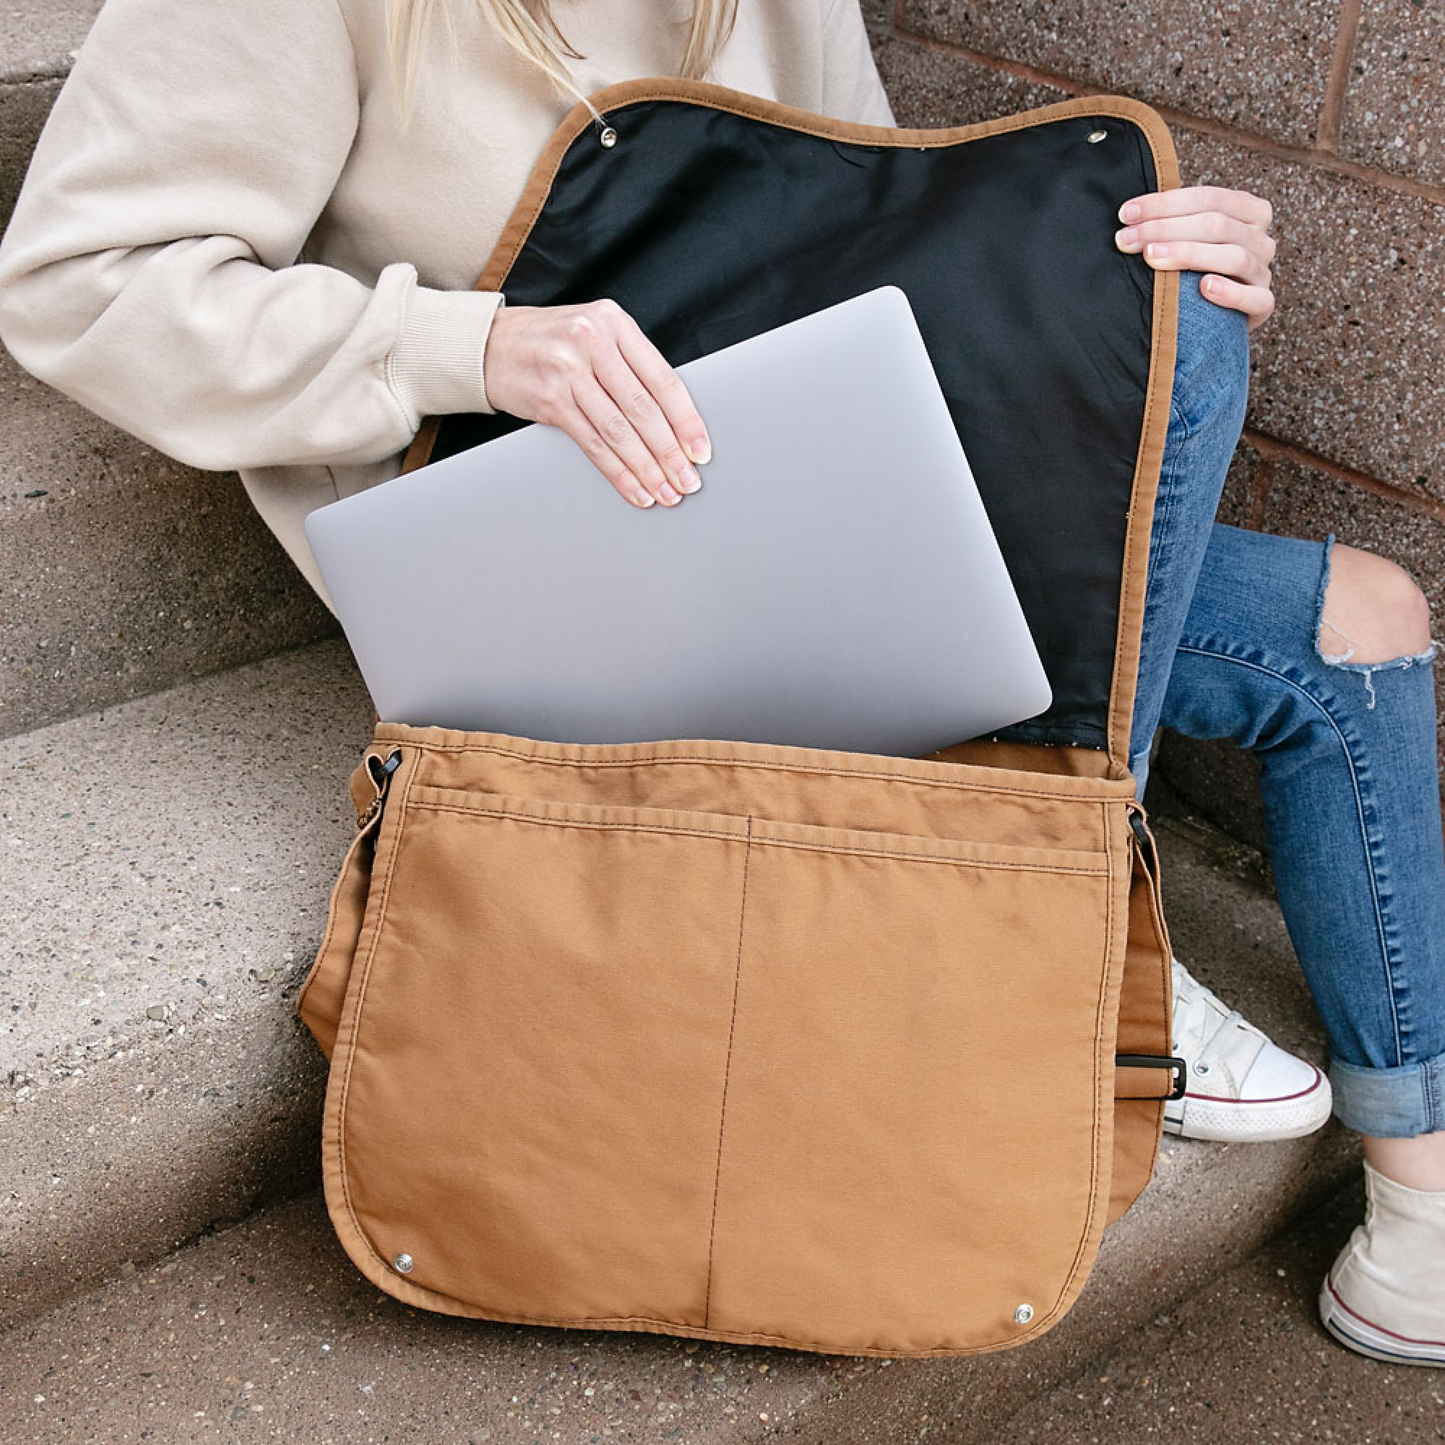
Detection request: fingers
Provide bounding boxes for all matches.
[1117,184,1272,231]
[615,315,712,466]
[1199,274,1276,331]
[555,300,709,508]
[592,350,704,503]
[1121,237,1272,289]
[1113,184,1278,330]
[1115,210,1277,264]
[549,392,660,510]
[484,298,713,509]
[569,368,689,508]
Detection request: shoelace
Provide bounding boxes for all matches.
[1171,962,1255,1071]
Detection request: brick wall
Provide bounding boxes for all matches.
[865,0,1445,840]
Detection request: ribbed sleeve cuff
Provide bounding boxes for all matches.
[385,282,507,425]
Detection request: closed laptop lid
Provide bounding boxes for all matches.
[305,286,1051,756]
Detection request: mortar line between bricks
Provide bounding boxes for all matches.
[1243,428,1445,523]
[1317,0,1363,154]
[888,30,1445,206]
[1248,454,1275,533]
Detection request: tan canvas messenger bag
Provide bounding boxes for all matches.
[296,81,1183,1358]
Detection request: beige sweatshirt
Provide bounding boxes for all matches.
[0,0,895,600]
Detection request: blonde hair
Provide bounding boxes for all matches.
[385,1,739,129]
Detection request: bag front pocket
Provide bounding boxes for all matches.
[704,814,1117,1354]
[325,780,1122,1355]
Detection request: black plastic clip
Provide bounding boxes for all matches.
[1126,806,1157,872]
[1115,1053,1189,1101]
[367,749,403,790]
[358,749,403,831]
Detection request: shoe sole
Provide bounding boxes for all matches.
[1162,1069,1332,1143]
[1319,1276,1445,1367]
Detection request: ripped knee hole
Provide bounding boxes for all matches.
[1316,611,1439,710]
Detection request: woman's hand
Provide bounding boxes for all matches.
[1114,185,1277,331]
[482,298,711,508]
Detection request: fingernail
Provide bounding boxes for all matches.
[1145,241,1169,260]
[1119,201,1141,224]
[633,489,655,508]
[678,466,702,493]
[1115,226,1140,251]
[688,437,712,465]
[659,482,680,505]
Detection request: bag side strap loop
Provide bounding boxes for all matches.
[1114,1054,1188,1101]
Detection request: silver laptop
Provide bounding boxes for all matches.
[305,286,1051,756]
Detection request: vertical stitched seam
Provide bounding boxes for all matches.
[333,752,425,1284]
[1174,642,1405,1066]
[704,816,753,1329]
[1127,413,1185,774]
[1108,253,1175,768]
[1049,799,1115,1321]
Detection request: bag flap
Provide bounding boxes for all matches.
[401,81,1180,772]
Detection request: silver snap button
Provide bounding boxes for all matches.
[599,126,618,149]
[1086,129,1108,144]
[1013,1303,1035,1325]
[393,1252,414,1274]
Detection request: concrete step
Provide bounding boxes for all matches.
[1,1,102,83]
[2,625,1360,1410]
[1,2,99,230]
[0,1135,1361,1443]
[2,4,101,236]
[2,639,375,1326]
[991,1179,1445,1443]
[0,347,339,740]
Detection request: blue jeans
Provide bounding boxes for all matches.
[1130,272,1445,1139]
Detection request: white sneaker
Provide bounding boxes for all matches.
[1320,1162,1445,1367]
[1164,957,1333,1142]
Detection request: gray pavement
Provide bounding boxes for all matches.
[993,1181,1445,1444]
[2,1162,1390,1445]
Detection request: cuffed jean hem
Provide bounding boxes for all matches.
[1330,1053,1445,1138]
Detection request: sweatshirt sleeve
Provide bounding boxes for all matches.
[0,0,503,475]
[821,0,897,129]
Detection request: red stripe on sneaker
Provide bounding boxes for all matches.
[1325,1274,1445,1348]
[1185,1065,1325,1106]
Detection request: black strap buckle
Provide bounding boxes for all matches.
[357,749,403,831]
[1115,1053,1189,1101]
[367,749,403,789]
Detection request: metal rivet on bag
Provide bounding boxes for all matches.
[1013,1303,1035,1325]
[599,125,618,148]
[393,1253,414,1275]
[1086,129,1108,144]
